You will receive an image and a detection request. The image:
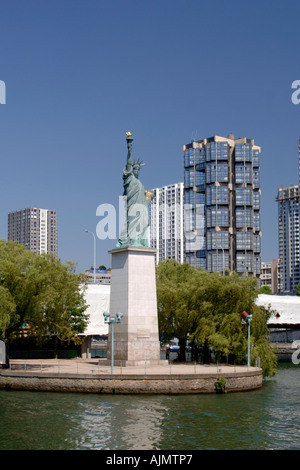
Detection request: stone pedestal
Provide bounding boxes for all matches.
[107,247,164,366]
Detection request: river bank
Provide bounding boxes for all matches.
[0,358,262,394]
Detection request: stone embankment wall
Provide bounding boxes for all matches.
[0,370,262,394]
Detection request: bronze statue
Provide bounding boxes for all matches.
[117,132,154,248]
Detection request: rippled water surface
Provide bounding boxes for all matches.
[0,363,299,450]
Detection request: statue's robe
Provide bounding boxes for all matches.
[116,165,150,248]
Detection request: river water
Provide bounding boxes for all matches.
[0,363,299,450]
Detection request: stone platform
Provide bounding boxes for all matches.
[0,359,263,394]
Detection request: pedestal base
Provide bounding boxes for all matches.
[107,247,165,366]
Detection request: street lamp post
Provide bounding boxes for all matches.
[85,229,96,283]
[103,312,123,374]
[241,310,252,367]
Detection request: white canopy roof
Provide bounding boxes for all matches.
[256,294,300,326]
[81,284,110,336]
[80,288,300,336]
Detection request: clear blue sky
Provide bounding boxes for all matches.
[0,0,300,272]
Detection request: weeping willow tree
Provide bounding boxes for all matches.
[0,240,89,360]
[156,259,277,377]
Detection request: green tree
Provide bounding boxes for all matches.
[156,260,201,361]
[258,285,272,294]
[156,259,277,377]
[191,272,258,362]
[0,285,15,340]
[0,240,89,353]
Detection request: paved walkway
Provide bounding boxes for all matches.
[7,358,260,376]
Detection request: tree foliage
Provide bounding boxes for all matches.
[257,285,272,294]
[156,259,277,377]
[0,240,89,345]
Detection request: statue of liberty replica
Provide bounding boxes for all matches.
[107,132,164,368]
[116,131,153,248]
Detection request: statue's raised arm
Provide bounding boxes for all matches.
[125,131,133,171]
[116,132,151,249]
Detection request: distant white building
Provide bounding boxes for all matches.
[8,207,57,255]
[149,182,184,264]
[260,259,280,293]
[276,185,300,294]
[85,268,111,284]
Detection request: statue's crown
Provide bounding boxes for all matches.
[133,158,145,168]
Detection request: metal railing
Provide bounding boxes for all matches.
[7,358,261,376]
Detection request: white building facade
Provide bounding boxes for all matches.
[277,185,300,293]
[8,207,57,255]
[149,183,184,264]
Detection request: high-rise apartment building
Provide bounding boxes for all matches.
[260,259,280,293]
[149,183,184,264]
[276,185,300,293]
[183,134,261,279]
[8,207,57,255]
